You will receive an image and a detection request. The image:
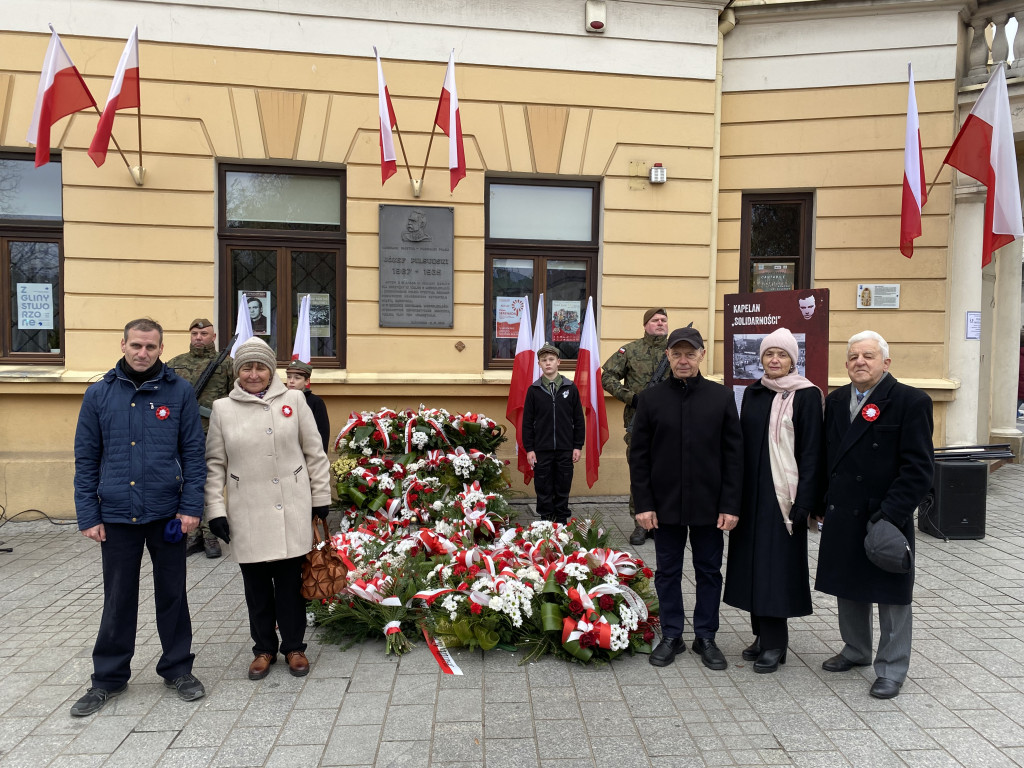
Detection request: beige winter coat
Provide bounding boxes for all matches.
[205,376,331,563]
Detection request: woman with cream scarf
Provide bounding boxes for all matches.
[724,328,825,673]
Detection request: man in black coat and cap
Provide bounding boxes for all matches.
[815,330,933,699]
[629,327,743,669]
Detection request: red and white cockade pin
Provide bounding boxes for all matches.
[861,403,880,422]
[282,405,294,417]
[155,405,170,420]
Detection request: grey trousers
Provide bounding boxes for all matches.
[837,598,912,683]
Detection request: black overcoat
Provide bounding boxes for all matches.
[814,374,934,605]
[629,372,743,526]
[724,382,825,618]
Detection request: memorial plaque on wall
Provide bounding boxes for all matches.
[379,205,454,327]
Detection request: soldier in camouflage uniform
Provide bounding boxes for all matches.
[602,308,670,546]
[167,319,234,558]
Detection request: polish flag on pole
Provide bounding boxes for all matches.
[433,50,466,192]
[899,63,926,258]
[505,298,535,483]
[574,297,609,488]
[26,27,97,167]
[88,26,139,167]
[531,294,545,382]
[374,46,398,184]
[942,63,1024,267]
[230,293,255,356]
[292,294,311,363]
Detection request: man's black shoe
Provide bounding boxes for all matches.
[649,636,686,667]
[822,653,870,673]
[70,684,126,717]
[692,638,727,670]
[629,524,648,547]
[203,536,222,558]
[869,677,902,699]
[164,673,206,701]
[185,532,204,557]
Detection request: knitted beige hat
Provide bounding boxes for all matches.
[759,327,799,365]
[233,337,277,376]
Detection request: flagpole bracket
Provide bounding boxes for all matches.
[411,178,423,198]
[129,165,146,186]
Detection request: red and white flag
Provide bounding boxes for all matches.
[230,292,255,356]
[88,26,140,167]
[374,46,398,184]
[505,297,535,483]
[292,294,311,363]
[942,63,1024,267]
[433,50,466,192]
[26,28,96,167]
[900,63,926,258]
[531,294,545,383]
[574,297,609,488]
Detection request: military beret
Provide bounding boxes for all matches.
[189,318,213,330]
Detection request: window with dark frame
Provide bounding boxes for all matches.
[739,192,814,293]
[0,154,63,364]
[484,178,599,369]
[218,164,346,367]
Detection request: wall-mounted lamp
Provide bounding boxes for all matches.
[649,163,667,184]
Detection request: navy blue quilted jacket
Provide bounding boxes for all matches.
[74,362,207,530]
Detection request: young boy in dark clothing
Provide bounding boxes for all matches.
[522,343,586,523]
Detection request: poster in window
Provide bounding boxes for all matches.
[241,290,271,335]
[16,283,54,330]
[723,288,830,408]
[751,262,796,293]
[302,293,332,337]
[550,300,581,342]
[495,297,526,339]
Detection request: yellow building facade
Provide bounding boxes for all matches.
[0,0,1020,518]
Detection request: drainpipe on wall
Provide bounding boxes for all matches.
[707,7,735,375]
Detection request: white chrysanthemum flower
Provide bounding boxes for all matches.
[488,596,504,612]
[412,431,429,448]
[369,458,385,466]
[434,520,454,537]
[362,448,373,456]
[603,573,618,585]
[306,612,316,627]
[432,501,445,512]
[378,475,395,491]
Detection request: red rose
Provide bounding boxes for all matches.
[358,485,368,493]
[373,430,383,440]
[554,571,568,585]
[470,603,482,615]
[568,599,584,615]
[358,458,369,466]
[642,567,654,578]
[409,493,419,502]
[643,630,655,643]
[349,602,355,608]
[592,565,609,578]
[579,630,598,648]
[599,595,615,611]
[384,460,394,469]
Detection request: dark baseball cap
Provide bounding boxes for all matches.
[189,318,213,330]
[666,327,704,350]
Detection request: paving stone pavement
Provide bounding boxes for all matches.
[1,464,1023,767]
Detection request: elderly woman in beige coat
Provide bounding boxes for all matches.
[205,338,331,680]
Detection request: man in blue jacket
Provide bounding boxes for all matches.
[71,318,208,717]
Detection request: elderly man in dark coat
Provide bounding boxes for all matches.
[815,330,933,699]
[630,326,743,669]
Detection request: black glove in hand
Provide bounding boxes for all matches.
[208,517,231,543]
[788,506,810,527]
[312,505,330,521]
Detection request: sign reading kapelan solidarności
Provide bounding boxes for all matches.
[379,205,454,328]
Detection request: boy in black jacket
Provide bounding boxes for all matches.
[522,344,586,523]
